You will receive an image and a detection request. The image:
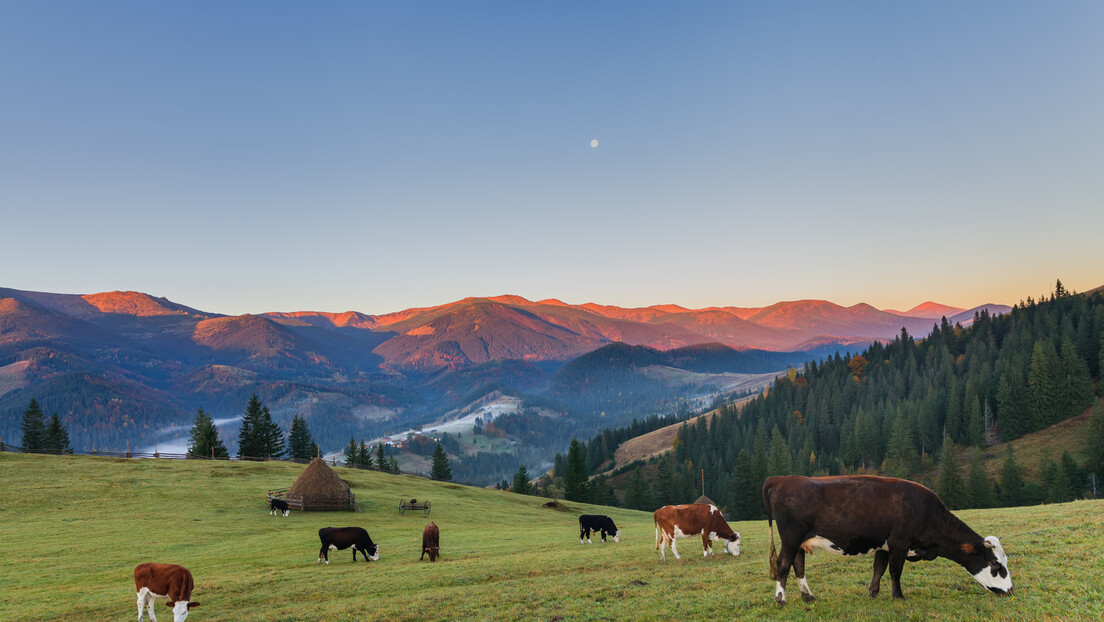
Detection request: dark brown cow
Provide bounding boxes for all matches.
[318,527,380,564]
[134,563,200,622]
[763,475,1013,604]
[654,504,740,561]
[421,522,440,561]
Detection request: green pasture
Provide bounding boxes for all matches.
[2,453,1102,621]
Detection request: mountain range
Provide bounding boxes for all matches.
[0,286,1008,456]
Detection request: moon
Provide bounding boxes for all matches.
[590,139,599,148]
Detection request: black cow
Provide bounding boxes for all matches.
[317,527,380,565]
[269,498,289,517]
[763,475,1012,604]
[579,515,620,544]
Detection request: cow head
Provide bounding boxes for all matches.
[724,532,741,556]
[613,529,621,543]
[368,543,380,561]
[960,536,1012,595]
[166,600,199,622]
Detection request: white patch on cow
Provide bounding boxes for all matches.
[171,600,190,622]
[283,510,289,517]
[587,538,592,544]
[369,546,380,561]
[798,577,813,598]
[709,504,717,514]
[613,530,621,543]
[329,544,338,551]
[775,580,786,603]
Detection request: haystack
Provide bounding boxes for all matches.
[693,494,716,506]
[284,458,356,511]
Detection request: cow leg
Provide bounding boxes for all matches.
[869,550,889,598]
[658,533,667,561]
[774,545,798,605]
[318,544,329,564]
[793,548,815,602]
[670,536,681,560]
[701,533,711,558]
[888,549,908,599]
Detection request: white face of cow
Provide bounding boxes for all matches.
[369,544,380,561]
[613,530,621,543]
[170,600,191,622]
[970,536,1012,595]
[725,534,740,557]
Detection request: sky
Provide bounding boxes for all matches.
[2,2,1101,316]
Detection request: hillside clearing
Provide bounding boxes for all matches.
[612,395,757,469]
[3,453,1102,621]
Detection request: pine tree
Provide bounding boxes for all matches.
[1060,451,1083,501]
[187,408,228,458]
[237,395,284,458]
[998,445,1024,507]
[1027,340,1059,429]
[388,456,400,474]
[766,425,792,476]
[1086,403,1104,477]
[287,414,319,461]
[936,437,968,510]
[375,443,387,469]
[884,413,918,478]
[654,455,674,507]
[624,467,653,510]
[20,398,47,451]
[344,436,360,466]
[563,439,589,502]
[1057,338,1094,420]
[43,413,72,454]
[966,447,995,508]
[728,450,760,520]
[357,441,373,469]
[512,464,532,495]
[430,443,452,481]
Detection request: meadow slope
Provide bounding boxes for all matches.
[2,453,1102,621]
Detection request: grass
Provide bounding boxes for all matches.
[2,453,1103,621]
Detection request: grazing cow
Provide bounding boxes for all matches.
[654,504,740,561]
[269,498,289,517]
[421,522,440,561]
[578,514,621,544]
[763,475,1013,604]
[317,527,380,565]
[134,563,200,622]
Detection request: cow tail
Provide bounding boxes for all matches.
[654,517,659,550]
[763,479,777,581]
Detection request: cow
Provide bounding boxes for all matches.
[317,527,380,565]
[763,475,1013,604]
[134,563,200,622]
[654,504,740,561]
[269,498,289,517]
[578,514,620,544]
[421,522,440,561]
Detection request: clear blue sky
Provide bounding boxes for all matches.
[2,2,1101,315]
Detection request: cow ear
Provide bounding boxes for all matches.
[983,536,999,549]
[165,602,175,608]
[189,602,201,609]
[960,542,976,554]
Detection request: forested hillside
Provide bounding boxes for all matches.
[561,281,1103,514]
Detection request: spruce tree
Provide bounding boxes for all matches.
[1086,403,1104,477]
[20,398,47,451]
[357,441,373,469]
[998,445,1024,507]
[1057,338,1094,420]
[728,450,760,520]
[187,408,228,458]
[936,437,968,510]
[766,425,792,476]
[430,443,452,481]
[512,464,532,495]
[624,467,653,510]
[1060,451,1083,501]
[966,447,995,508]
[563,439,589,502]
[43,413,72,454]
[259,406,285,458]
[884,414,918,478]
[344,436,360,465]
[287,414,319,461]
[375,443,387,469]
[237,395,284,458]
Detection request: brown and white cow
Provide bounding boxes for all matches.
[134,563,200,622]
[421,522,440,561]
[763,475,1013,604]
[654,504,740,561]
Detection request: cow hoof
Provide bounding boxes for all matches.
[869,588,880,598]
[775,595,786,606]
[801,593,816,603]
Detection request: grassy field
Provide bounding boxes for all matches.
[3,453,1102,621]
